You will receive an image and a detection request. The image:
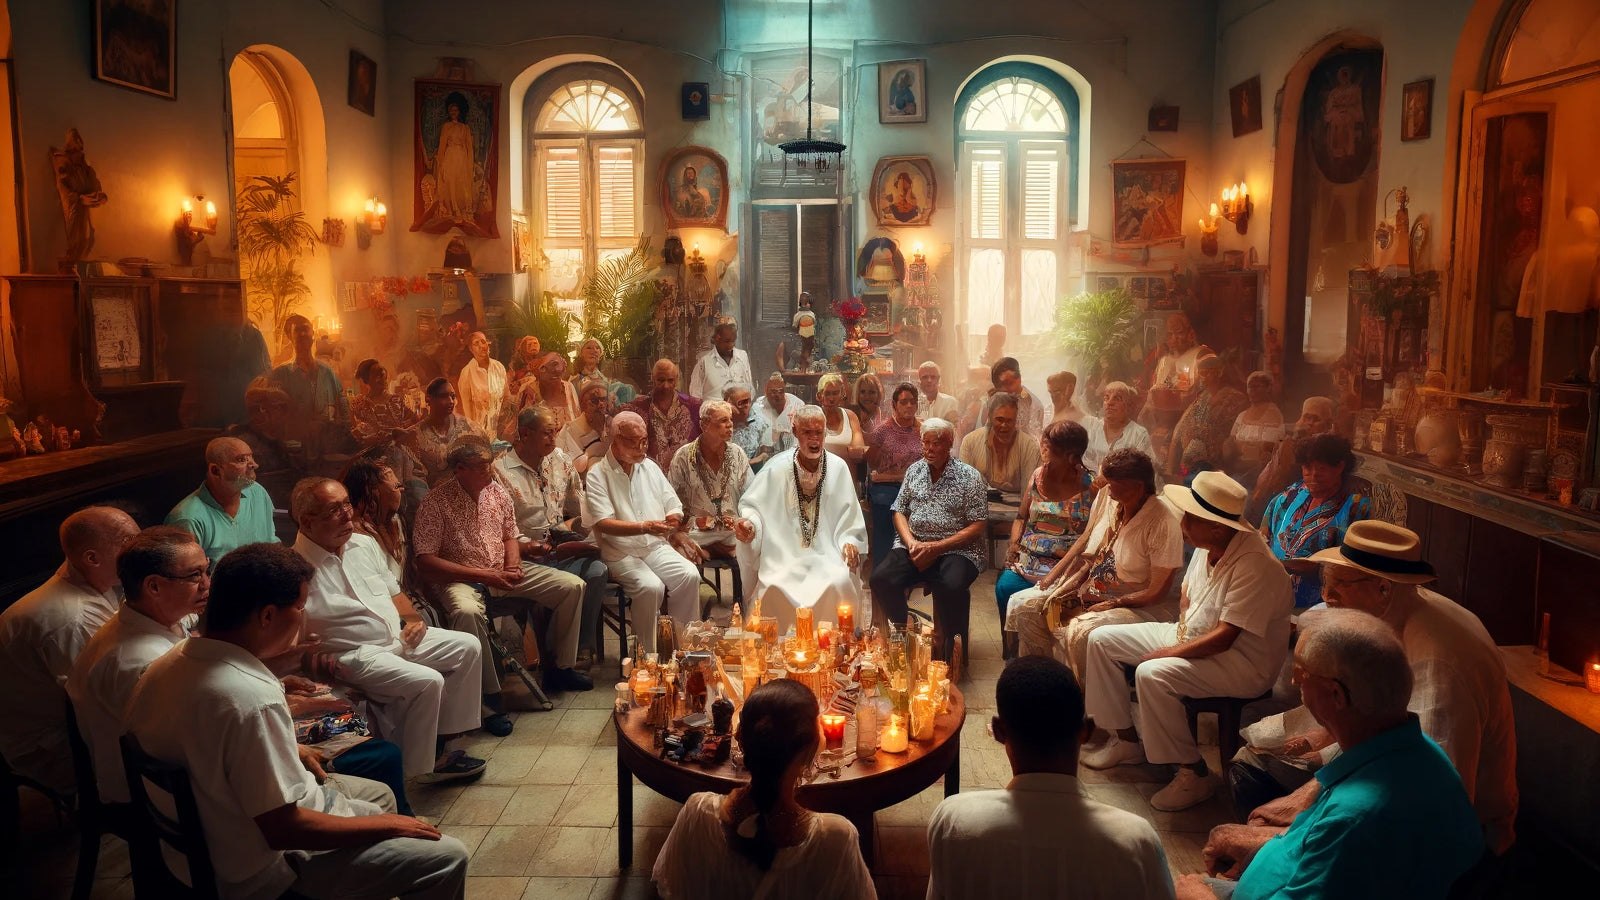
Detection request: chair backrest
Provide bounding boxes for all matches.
[63,697,100,815]
[119,733,220,900]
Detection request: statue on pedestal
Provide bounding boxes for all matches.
[49,129,107,262]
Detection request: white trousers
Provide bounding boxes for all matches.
[334,630,484,777]
[1083,621,1277,766]
[606,544,702,654]
[439,561,584,694]
[1005,587,1171,678]
[323,773,396,813]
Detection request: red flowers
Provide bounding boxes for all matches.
[833,296,866,322]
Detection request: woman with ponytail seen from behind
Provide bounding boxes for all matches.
[652,679,877,898]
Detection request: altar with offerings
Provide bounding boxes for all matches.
[613,605,965,868]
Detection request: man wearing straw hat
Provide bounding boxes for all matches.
[1218,520,1517,857]
[1081,471,1293,812]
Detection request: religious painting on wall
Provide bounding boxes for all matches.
[879,59,927,124]
[1110,158,1186,246]
[511,212,530,273]
[348,50,377,116]
[1148,105,1180,132]
[1474,111,1547,397]
[94,0,176,99]
[1401,78,1433,141]
[1307,53,1382,184]
[659,146,729,230]
[411,79,501,238]
[1229,76,1262,137]
[871,156,936,227]
[681,82,710,120]
[861,291,892,336]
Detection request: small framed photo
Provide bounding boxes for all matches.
[94,0,176,99]
[1147,276,1169,303]
[1229,76,1263,137]
[1128,277,1149,300]
[348,50,377,116]
[1148,105,1179,132]
[681,82,710,120]
[1401,78,1433,142]
[1095,275,1121,293]
[878,59,926,124]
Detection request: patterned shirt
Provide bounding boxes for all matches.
[415,415,483,485]
[667,440,751,521]
[495,448,584,539]
[731,415,793,468]
[867,417,923,481]
[1261,482,1372,608]
[413,476,517,571]
[350,393,419,446]
[892,458,990,570]
[624,392,702,470]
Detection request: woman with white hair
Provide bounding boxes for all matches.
[1082,382,1156,474]
[1223,369,1285,486]
[668,399,753,563]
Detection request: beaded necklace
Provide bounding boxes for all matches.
[689,439,736,520]
[793,450,827,548]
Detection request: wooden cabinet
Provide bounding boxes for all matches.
[3,275,103,437]
[1192,270,1259,371]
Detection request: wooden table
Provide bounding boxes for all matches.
[615,685,965,869]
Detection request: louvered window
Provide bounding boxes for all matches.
[957,65,1077,338]
[528,68,644,319]
[753,201,841,325]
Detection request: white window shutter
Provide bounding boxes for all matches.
[969,147,1004,241]
[542,146,582,241]
[1022,146,1061,241]
[594,143,637,241]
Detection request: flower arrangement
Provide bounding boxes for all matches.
[369,275,433,316]
[832,295,866,324]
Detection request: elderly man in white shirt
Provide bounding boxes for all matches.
[917,360,959,421]
[584,410,701,654]
[928,656,1174,900]
[1217,520,1519,859]
[0,505,138,793]
[126,543,467,900]
[688,321,753,402]
[291,477,486,783]
[1081,471,1293,812]
[753,371,803,443]
[497,405,611,664]
[559,376,614,477]
[67,527,207,805]
[667,399,752,562]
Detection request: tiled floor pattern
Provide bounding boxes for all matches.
[17,571,1231,900]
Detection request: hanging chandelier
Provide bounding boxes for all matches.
[778,0,845,171]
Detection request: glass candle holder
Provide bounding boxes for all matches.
[881,714,910,753]
[796,607,815,647]
[1586,662,1600,695]
[820,713,847,749]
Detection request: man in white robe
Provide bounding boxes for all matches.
[735,405,867,631]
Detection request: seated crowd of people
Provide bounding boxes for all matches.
[0,323,1513,899]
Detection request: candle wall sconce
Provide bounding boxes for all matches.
[1219,182,1252,234]
[175,195,217,265]
[1198,213,1220,256]
[357,197,387,249]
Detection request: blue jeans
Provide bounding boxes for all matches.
[330,738,412,816]
[867,482,902,566]
[994,567,1035,624]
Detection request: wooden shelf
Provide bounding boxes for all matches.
[1501,646,1600,736]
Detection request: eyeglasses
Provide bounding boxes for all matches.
[159,566,211,585]
[1323,573,1382,593]
[314,500,354,519]
[1291,659,1349,698]
[585,396,608,407]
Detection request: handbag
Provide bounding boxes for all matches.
[1044,511,1125,631]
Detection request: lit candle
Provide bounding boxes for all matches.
[1240,183,1249,199]
[630,668,656,706]
[1586,662,1600,695]
[881,714,909,753]
[837,604,854,640]
[912,688,936,740]
[820,713,847,748]
[1209,202,1220,218]
[796,608,815,647]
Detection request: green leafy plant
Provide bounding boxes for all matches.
[1054,287,1140,380]
[504,290,576,359]
[236,173,319,338]
[580,235,657,362]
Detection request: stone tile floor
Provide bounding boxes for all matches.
[17,571,1231,900]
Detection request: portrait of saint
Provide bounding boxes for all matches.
[660,147,729,229]
[1110,159,1186,247]
[878,59,927,124]
[1229,75,1262,137]
[870,156,936,227]
[348,50,377,116]
[411,80,501,237]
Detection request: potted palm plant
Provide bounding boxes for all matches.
[580,235,657,385]
[236,173,319,341]
[504,290,576,360]
[1054,286,1140,411]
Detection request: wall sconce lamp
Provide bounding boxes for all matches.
[175,195,218,265]
[357,197,387,249]
[1220,183,1252,234]
[1198,212,1220,256]
[912,242,926,265]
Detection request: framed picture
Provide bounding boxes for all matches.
[1110,158,1186,246]
[84,280,155,388]
[511,212,530,273]
[861,292,892,336]
[93,0,176,99]
[878,59,927,124]
[1229,76,1263,137]
[1095,275,1122,292]
[1402,78,1434,142]
[411,80,501,238]
[660,146,730,230]
[1148,105,1179,132]
[1147,276,1171,306]
[870,156,936,227]
[681,82,710,120]
[1128,277,1149,300]
[348,50,377,116]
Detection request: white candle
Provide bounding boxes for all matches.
[882,714,909,753]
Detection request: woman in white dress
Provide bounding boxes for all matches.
[1082,381,1156,476]
[653,679,876,899]
[817,372,866,475]
[455,331,506,435]
[1223,370,1285,487]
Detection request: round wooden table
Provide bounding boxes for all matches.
[615,686,965,869]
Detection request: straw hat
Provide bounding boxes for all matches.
[1306,520,1437,584]
[1160,471,1252,532]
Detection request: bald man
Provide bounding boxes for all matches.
[166,436,279,561]
[688,322,752,402]
[0,505,138,792]
[623,358,702,470]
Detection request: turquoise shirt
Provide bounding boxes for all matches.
[165,482,279,562]
[1236,717,1483,900]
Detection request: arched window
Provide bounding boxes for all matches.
[528,66,644,309]
[957,64,1079,340]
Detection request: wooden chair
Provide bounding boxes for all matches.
[65,698,142,900]
[698,555,743,619]
[597,582,631,666]
[1120,663,1271,764]
[119,734,219,900]
[2,747,72,887]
